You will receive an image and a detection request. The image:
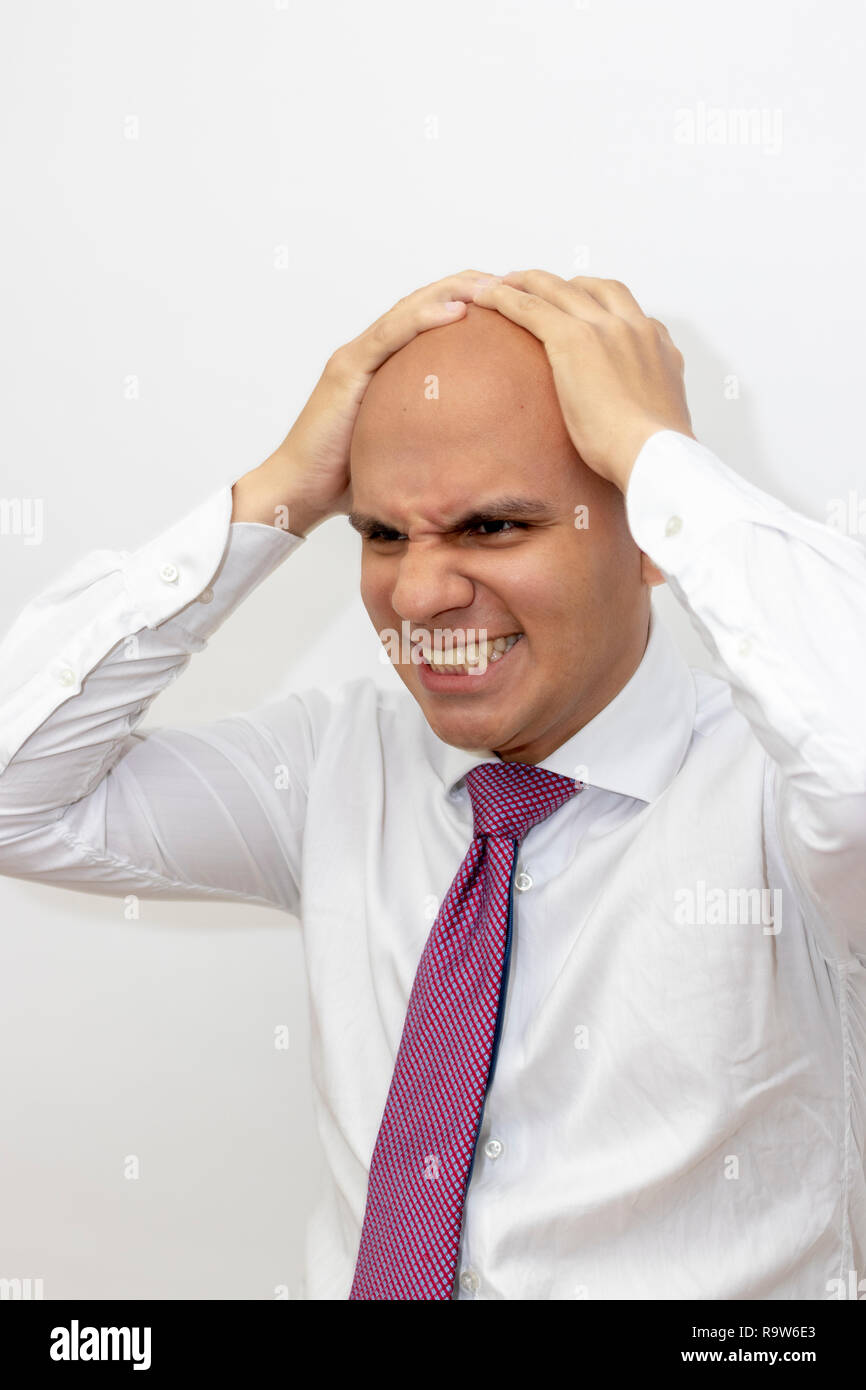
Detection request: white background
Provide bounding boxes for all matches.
[0,0,862,1297]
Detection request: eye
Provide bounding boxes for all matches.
[469,519,526,536]
[365,529,405,543]
[362,518,528,544]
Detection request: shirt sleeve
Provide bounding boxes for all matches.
[0,483,316,916]
[625,429,866,964]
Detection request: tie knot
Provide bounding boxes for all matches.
[464,760,582,840]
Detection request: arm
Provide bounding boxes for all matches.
[470,267,866,962]
[0,485,315,912]
[0,270,491,912]
[625,429,866,963]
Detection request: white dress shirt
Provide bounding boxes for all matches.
[0,429,864,1301]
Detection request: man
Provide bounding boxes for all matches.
[0,269,864,1301]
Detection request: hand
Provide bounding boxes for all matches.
[235,270,498,533]
[471,269,696,491]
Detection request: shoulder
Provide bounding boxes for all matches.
[691,664,764,761]
[689,665,773,806]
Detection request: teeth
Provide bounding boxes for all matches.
[426,633,521,674]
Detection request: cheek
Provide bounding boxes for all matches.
[492,540,586,627]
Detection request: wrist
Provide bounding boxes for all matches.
[230,455,331,537]
[615,422,697,495]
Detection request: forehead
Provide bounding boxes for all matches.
[349,305,577,515]
[351,446,574,535]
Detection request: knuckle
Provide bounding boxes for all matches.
[546,336,570,359]
[554,321,590,353]
[325,346,352,379]
[566,317,593,340]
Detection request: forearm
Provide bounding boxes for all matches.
[0,486,298,806]
[626,431,866,794]
[626,430,866,954]
[0,486,307,908]
[230,448,334,537]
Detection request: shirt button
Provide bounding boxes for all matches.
[57,668,76,686]
[459,1269,480,1294]
[198,587,214,604]
[159,562,179,583]
[664,515,683,537]
[484,1138,503,1160]
[515,870,533,892]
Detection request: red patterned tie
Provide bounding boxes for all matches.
[349,759,583,1300]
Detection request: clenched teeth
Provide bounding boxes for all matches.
[424,633,522,674]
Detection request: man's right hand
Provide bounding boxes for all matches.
[231,269,498,535]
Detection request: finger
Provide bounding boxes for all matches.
[412,268,503,312]
[387,268,506,327]
[565,276,647,323]
[347,270,501,371]
[648,318,687,374]
[387,269,504,328]
[647,316,672,341]
[494,268,607,324]
[469,279,570,348]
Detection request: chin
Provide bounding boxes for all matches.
[422,709,509,751]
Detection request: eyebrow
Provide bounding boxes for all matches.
[347,496,557,539]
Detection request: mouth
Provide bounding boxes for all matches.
[417,632,525,692]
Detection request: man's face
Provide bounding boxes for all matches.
[348,304,656,764]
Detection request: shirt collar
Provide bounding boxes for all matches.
[417,607,697,805]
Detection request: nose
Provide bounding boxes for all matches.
[389,541,476,626]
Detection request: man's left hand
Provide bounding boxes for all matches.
[471,269,696,492]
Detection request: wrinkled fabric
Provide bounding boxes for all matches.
[0,431,864,1301]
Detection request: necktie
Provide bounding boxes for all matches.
[349,758,583,1300]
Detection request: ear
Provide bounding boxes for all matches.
[641,551,666,588]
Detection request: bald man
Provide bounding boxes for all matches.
[347,298,663,762]
[0,270,864,1303]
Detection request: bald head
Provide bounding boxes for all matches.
[350,302,579,477]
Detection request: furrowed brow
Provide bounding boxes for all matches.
[348,512,400,539]
[348,497,556,538]
[455,498,557,530]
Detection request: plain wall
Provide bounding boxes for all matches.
[0,0,863,1298]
